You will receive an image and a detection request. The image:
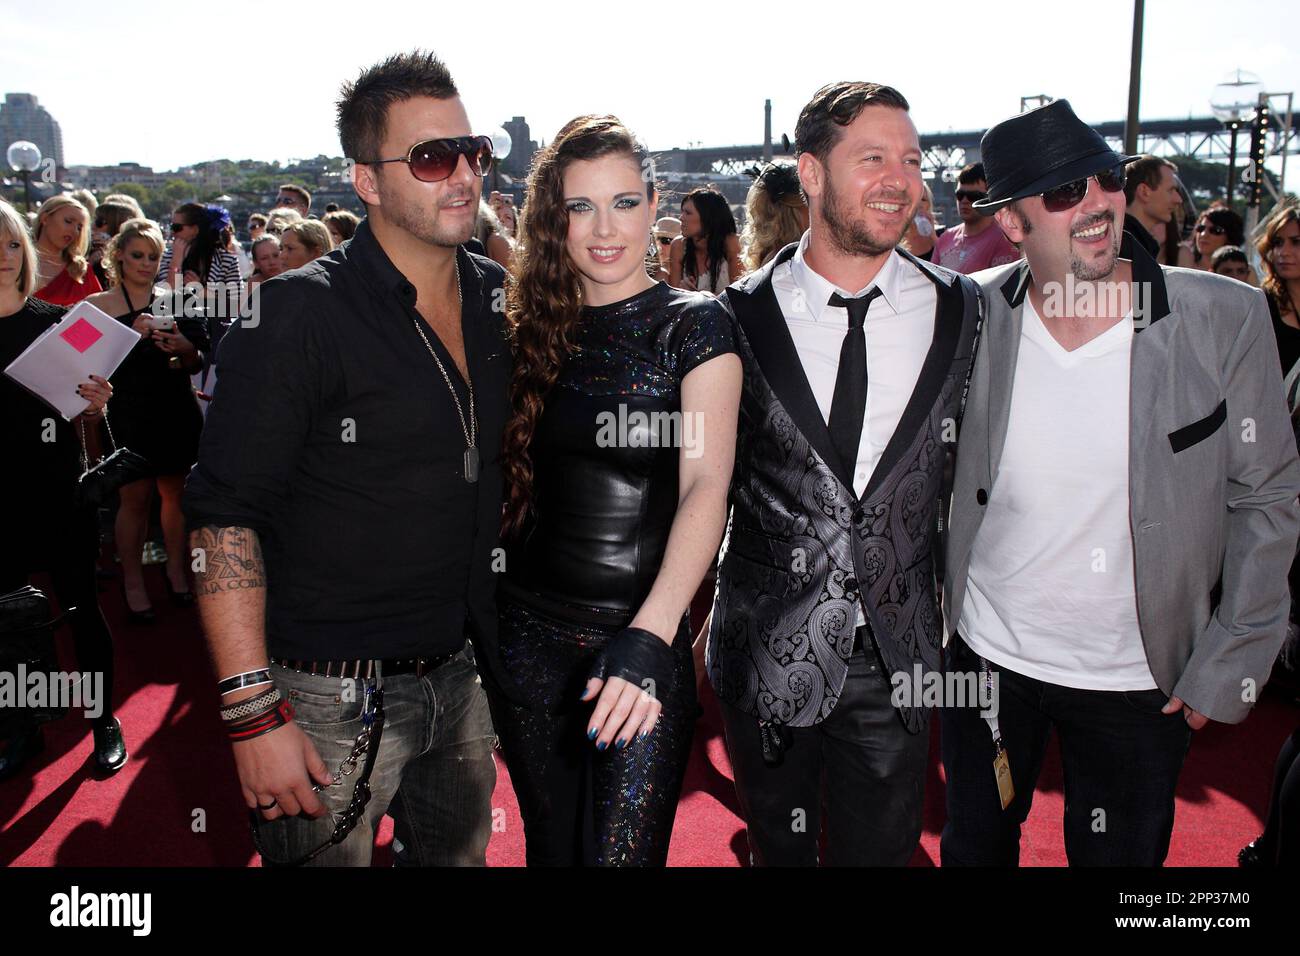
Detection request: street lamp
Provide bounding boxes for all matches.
[1210,69,1263,211]
[6,140,42,214]
[489,126,513,196]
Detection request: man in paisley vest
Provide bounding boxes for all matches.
[705,81,983,865]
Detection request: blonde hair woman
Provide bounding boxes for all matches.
[0,199,125,776]
[86,218,207,621]
[32,194,102,305]
[741,162,808,271]
[264,206,302,237]
[278,219,334,270]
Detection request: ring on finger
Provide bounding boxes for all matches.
[257,798,277,810]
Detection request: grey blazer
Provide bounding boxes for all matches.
[944,237,1300,724]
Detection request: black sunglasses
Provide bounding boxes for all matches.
[1195,222,1227,236]
[170,221,190,233]
[363,135,494,183]
[1040,164,1127,213]
[954,189,987,203]
[657,236,673,246]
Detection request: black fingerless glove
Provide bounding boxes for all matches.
[588,627,675,701]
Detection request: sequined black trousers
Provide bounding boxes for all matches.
[489,596,697,866]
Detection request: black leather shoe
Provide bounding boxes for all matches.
[1238,836,1271,867]
[0,726,46,781]
[92,718,128,774]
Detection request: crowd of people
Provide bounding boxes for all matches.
[2,48,1300,870]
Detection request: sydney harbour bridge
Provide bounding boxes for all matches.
[651,99,1300,225]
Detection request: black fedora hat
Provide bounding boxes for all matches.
[972,99,1136,215]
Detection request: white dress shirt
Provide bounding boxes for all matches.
[772,231,937,497]
[772,231,937,627]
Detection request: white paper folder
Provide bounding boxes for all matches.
[3,300,141,421]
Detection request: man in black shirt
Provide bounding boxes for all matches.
[183,51,514,866]
[1123,155,1180,261]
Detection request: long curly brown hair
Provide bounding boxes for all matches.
[501,115,653,537]
[1258,200,1300,317]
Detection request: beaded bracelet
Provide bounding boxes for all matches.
[220,687,282,723]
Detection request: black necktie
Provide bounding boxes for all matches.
[826,287,883,480]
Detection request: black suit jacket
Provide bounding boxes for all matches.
[706,242,982,731]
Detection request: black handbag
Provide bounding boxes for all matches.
[0,585,72,723]
[73,408,150,510]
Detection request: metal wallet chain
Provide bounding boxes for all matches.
[252,678,386,867]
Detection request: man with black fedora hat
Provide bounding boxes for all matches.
[941,98,1300,865]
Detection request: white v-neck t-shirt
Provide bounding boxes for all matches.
[958,295,1156,690]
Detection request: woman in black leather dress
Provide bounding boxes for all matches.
[497,116,742,865]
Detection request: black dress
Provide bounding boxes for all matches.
[491,281,736,866]
[0,297,115,738]
[104,286,207,477]
[1269,291,1300,375]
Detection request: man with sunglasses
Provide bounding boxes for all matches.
[184,50,512,866]
[933,162,1021,275]
[275,184,311,217]
[941,99,1300,865]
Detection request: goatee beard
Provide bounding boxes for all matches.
[822,168,910,258]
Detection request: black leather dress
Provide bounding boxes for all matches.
[492,281,736,865]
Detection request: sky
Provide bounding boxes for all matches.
[2,0,1297,171]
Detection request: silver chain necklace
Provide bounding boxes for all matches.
[409,263,479,483]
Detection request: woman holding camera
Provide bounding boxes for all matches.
[0,199,124,779]
[85,219,207,622]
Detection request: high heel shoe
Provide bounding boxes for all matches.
[164,574,195,607]
[120,583,155,624]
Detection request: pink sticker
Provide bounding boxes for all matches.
[60,318,103,353]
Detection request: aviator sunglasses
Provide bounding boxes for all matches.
[1038,163,1127,213]
[363,135,494,182]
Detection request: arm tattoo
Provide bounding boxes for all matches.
[192,525,266,596]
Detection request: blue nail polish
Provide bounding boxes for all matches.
[638,730,648,741]
[579,688,589,700]
[587,726,597,740]
[596,740,607,751]
[615,738,626,749]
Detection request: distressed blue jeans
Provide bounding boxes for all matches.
[252,647,496,867]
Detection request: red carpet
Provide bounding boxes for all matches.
[3,568,1296,867]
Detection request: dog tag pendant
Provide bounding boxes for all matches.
[463,445,480,483]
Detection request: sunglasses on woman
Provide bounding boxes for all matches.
[170,221,190,233]
[1195,222,1227,236]
[1039,164,1127,213]
[364,135,494,183]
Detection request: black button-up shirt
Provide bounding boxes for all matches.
[183,219,514,675]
